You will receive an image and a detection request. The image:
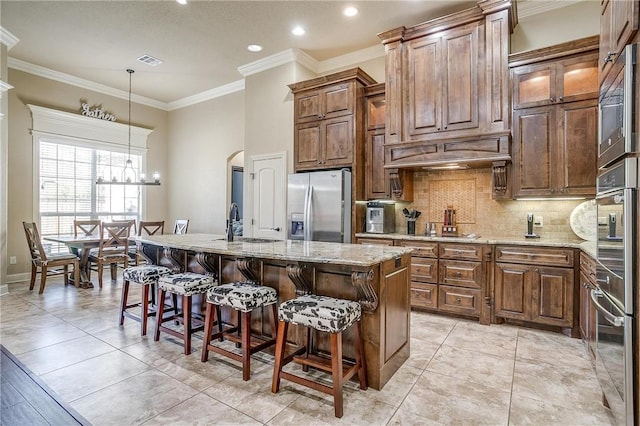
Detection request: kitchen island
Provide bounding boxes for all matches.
[134,233,413,390]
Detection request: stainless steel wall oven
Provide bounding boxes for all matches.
[596,42,639,426]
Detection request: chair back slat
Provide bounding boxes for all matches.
[74,219,101,237]
[173,219,189,234]
[139,220,164,236]
[23,221,47,263]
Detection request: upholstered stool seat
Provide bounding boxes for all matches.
[119,265,173,336]
[154,272,216,355]
[272,294,367,418]
[201,282,278,381]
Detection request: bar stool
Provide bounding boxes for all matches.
[154,272,216,355]
[201,281,278,381]
[271,294,367,418]
[119,264,173,336]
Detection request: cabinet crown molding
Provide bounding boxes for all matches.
[288,67,377,93]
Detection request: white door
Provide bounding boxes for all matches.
[249,152,286,240]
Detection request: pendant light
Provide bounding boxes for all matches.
[96,68,160,186]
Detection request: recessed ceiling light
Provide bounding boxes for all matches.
[247,44,263,52]
[344,7,358,17]
[176,0,187,5]
[291,26,305,36]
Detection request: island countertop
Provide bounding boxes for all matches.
[133,233,413,267]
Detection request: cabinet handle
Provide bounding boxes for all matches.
[534,268,539,273]
[550,97,554,103]
[604,52,616,63]
[317,115,323,119]
[437,127,441,131]
[549,189,555,193]
[444,126,448,130]
[558,96,563,102]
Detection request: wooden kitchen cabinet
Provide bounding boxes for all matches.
[494,245,577,332]
[289,68,376,172]
[364,84,413,201]
[599,0,639,84]
[579,251,597,360]
[378,2,513,168]
[510,39,599,198]
[396,240,438,310]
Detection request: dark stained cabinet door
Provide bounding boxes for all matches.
[513,107,554,197]
[494,262,529,321]
[323,115,353,167]
[365,129,389,199]
[406,35,441,137]
[557,99,598,197]
[530,266,574,328]
[295,122,322,169]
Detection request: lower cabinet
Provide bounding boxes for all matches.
[396,240,438,310]
[494,245,577,332]
[579,252,597,359]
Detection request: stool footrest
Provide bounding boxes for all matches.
[210,329,277,354]
[292,353,361,383]
[280,371,334,396]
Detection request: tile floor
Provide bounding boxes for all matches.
[0,275,616,425]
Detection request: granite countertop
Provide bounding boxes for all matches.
[356,232,598,257]
[133,233,413,267]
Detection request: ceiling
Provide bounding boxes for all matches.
[1,0,571,109]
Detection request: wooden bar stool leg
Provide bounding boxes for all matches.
[241,311,251,381]
[272,321,288,393]
[269,304,277,339]
[154,288,166,342]
[183,295,192,355]
[302,327,311,372]
[331,332,344,418]
[119,280,130,326]
[141,283,150,336]
[201,303,216,362]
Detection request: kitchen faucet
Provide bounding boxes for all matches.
[226,202,240,242]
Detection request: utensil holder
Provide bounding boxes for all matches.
[407,219,416,235]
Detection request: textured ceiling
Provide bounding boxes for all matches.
[1,0,568,107]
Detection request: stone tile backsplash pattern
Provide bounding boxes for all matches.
[394,169,585,240]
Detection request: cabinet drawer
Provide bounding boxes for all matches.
[411,282,437,309]
[438,285,481,317]
[357,238,394,246]
[495,246,574,267]
[439,259,483,289]
[397,240,438,257]
[580,252,596,278]
[411,257,438,283]
[439,244,484,261]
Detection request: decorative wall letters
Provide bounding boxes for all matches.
[80,101,116,121]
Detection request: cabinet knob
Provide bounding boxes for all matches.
[604,52,616,63]
[444,126,448,130]
[549,189,555,193]
[437,127,441,131]
[550,97,554,103]
[534,268,539,273]
[558,96,563,102]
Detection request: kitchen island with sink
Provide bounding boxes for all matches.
[133,233,413,390]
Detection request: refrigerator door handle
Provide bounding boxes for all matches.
[304,185,313,241]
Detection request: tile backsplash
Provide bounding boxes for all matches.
[393,168,587,240]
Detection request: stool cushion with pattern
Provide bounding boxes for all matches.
[278,294,361,333]
[123,265,172,284]
[207,282,277,312]
[158,272,215,295]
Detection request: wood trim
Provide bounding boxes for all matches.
[509,35,600,67]
[288,67,377,93]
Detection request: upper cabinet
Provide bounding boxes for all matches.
[378,1,514,168]
[289,68,376,172]
[599,0,639,84]
[510,37,599,198]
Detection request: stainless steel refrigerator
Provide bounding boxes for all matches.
[287,170,351,243]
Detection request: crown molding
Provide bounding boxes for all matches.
[517,0,582,19]
[167,79,245,111]
[238,48,320,77]
[316,44,385,74]
[0,80,14,93]
[0,27,19,50]
[9,57,168,110]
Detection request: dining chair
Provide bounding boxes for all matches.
[173,219,189,234]
[89,221,133,288]
[23,221,80,294]
[134,220,165,265]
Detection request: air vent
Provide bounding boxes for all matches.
[136,54,163,67]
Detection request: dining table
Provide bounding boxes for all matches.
[42,235,102,288]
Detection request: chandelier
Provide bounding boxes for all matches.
[96,69,160,186]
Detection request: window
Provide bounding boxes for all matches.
[39,139,142,243]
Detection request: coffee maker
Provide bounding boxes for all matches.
[366,202,396,233]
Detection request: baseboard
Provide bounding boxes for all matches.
[6,272,30,284]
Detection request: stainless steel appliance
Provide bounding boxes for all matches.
[599,43,637,169]
[365,202,395,234]
[594,158,638,426]
[287,169,352,243]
